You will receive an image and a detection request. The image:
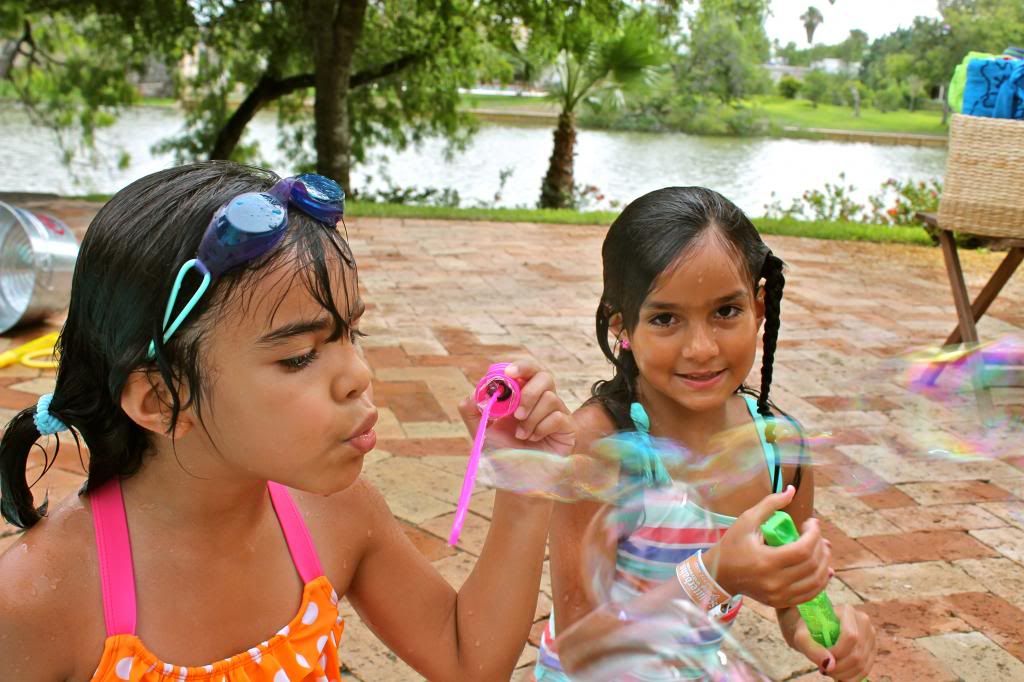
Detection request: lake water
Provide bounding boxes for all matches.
[7,105,947,216]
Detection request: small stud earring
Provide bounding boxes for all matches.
[621,338,631,351]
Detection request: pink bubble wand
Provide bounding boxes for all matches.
[448,363,521,546]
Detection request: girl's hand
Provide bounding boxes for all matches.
[459,359,575,456]
[702,486,833,609]
[780,604,876,681]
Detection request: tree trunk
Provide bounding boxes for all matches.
[539,111,576,209]
[209,72,315,160]
[940,84,950,125]
[308,0,368,193]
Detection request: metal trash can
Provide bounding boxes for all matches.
[0,201,79,334]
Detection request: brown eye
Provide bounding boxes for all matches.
[280,350,318,370]
[717,305,742,319]
[650,313,675,327]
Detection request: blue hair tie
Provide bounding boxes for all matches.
[34,393,68,435]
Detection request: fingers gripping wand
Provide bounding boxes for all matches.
[448,363,522,546]
[761,511,841,647]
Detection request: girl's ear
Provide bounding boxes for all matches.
[609,312,626,346]
[755,285,766,329]
[120,370,193,439]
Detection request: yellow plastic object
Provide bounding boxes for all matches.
[0,332,59,369]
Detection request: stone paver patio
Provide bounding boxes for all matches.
[2,199,1024,681]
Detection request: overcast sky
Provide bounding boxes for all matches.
[764,0,942,46]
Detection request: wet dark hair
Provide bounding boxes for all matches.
[591,186,790,453]
[0,161,357,529]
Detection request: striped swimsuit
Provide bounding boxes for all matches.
[534,395,787,681]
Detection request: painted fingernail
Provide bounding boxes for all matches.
[515,428,526,439]
[514,408,526,420]
[505,364,519,376]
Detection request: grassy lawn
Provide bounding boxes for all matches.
[349,202,933,246]
[460,93,556,115]
[753,95,948,136]
[68,195,933,246]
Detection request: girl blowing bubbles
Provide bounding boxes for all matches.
[537,188,875,681]
[0,162,574,681]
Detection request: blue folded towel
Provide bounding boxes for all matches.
[963,57,1024,119]
[994,60,1024,119]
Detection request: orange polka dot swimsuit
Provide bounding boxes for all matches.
[88,480,344,681]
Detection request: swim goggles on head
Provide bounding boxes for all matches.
[148,173,345,357]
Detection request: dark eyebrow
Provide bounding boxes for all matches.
[257,299,366,347]
[257,317,332,346]
[712,290,748,305]
[642,290,747,311]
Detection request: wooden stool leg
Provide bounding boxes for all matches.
[936,230,994,416]
[945,247,1024,346]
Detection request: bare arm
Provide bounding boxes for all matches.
[547,405,617,634]
[345,360,574,681]
[346,484,551,680]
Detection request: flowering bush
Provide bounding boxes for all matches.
[764,174,943,226]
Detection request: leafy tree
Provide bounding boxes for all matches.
[801,6,823,44]
[3,0,613,192]
[801,69,829,107]
[685,0,771,104]
[538,10,667,208]
[778,75,801,98]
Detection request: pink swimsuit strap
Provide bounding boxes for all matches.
[90,479,325,637]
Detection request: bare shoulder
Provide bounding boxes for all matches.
[0,494,105,679]
[573,402,617,455]
[288,476,399,589]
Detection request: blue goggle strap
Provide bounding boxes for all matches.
[146,258,212,359]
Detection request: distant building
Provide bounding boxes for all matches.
[764,63,809,83]
[764,59,860,83]
[808,58,861,77]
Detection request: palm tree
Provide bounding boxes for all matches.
[801,6,823,45]
[538,17,664,209]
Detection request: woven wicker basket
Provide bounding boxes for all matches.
[938,114,1024,239]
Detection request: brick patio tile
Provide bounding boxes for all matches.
[840,561,984,601]
[978,501,1024,530]
[0,384,44,411]
[804,396,901,412]
[398,520,456,562]
[869,634,958,682]
[381,392,448,423]
[818,519,882,570]
[370,379,429,398]
[419,510,490,557]
[364,345,411,369]
[730,608,816,680]
[969,526,1024,564]
[857,597,971,639]
[942,592,1024,661]
[9,376,57,395]
[954,558,1024,611]
[528,618,547,648]
[918,631,1024,681]
[399,421,469,439]
[878,504,1006,532]
[856,486,918,510]
[337,617,423,681]
[375,437,471,457]
[858,530,1000,563]
[896,480,1014,506]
